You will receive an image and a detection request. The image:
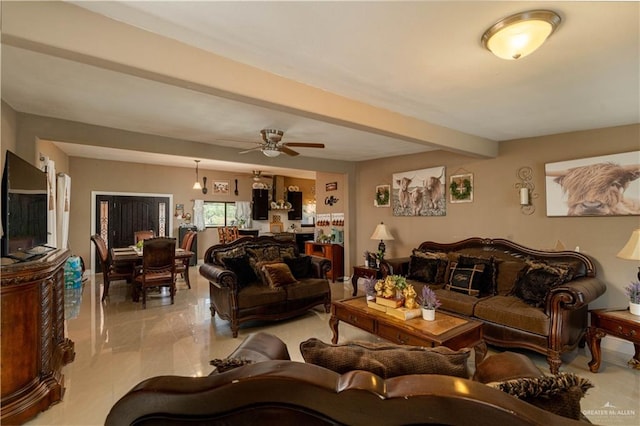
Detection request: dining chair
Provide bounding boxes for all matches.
[134,230,155,244]
[175,230,196,289]
[134,237,177,309]
[91,234,134,301]
[217,226,240,244]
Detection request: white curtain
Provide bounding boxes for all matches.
[56,174,71,249]
[235,201,252,228]
[42,157,57,248]
[193,199,205,231]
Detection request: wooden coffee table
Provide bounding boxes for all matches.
[587,308,640,372]
[330,297,485,356]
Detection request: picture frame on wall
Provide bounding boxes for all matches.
[325,182,338,191]
[449,173,473,203]
[213,180,230,195]
[545,150,640,216]
[374,184,390,207]
[392,166,446,216]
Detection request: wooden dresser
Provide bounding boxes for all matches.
[1,249,75,425]
[305,242,344,282]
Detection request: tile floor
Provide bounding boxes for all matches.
[25,267,640,425]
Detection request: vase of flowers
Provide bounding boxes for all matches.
[363,277,378,301]
[626,281,640,316]
[419,286,441,321]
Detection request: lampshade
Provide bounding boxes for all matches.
[482,10,561,60]
[262,149,281,158]
[370,222,394,241]
[192,160,202,190]
[617,229,640,260]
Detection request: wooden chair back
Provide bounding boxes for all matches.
[217,227,240,244]
[135,237,177,308]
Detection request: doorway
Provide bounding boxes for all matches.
[92,192,172,272]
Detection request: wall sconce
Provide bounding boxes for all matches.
[201,176,208,194]
[514,166,537,215]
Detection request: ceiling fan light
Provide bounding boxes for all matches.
[482,10,561,60]
[262,149,281,158]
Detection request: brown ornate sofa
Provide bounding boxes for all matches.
[199,236,331,337]
[106,332,593,425]
[383,237,606,373]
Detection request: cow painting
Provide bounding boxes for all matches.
[392,166,446,216]
[545,152,640,216]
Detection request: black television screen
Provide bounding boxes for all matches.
[1,151,49,259]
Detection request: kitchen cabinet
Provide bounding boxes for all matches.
[305,242,344,283]
[287,191,303,220]
[252,189,269,220]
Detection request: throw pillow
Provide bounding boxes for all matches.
[509,260,573,307]
[445,262,485,296]
[262,262,298,288]
[489,372,593,420]
[407,255,441,283]
[299,338,471,379]
[222,255,258,288]
[457,255,497,296]
[246,246,282,262]
[213,246,246,265]
[284,256,312,279]
[279,246,297,259]
[412,249,449,282]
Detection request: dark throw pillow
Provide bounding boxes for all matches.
[445,262,485,296]
[222,255,257,288]
[262,262,298,288]
[407,255,441,283]
[299,338,471,379]
[284,256,312,279]
[457,255,497,296]
[510,260,573,307]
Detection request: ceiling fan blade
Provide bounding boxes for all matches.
[239,146,264,154]
[282,142,325,149]
[280,146,300,156]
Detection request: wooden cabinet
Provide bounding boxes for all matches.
[287,191,302,220]
[305,242,344,283]
[1,249,75,425]
[252,189,269,220]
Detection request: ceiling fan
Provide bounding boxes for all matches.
[239,129,325,157]
[251,170,272,181]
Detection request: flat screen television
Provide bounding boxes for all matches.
[1,151,49,260]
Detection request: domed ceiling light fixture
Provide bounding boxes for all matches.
[482,10,561,60]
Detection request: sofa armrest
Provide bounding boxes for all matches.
[199,263,238,289]
[309,255,331,279]
[381,257,411,277]
[546,277,606,313]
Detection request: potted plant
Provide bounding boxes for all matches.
[625,281,640,316]
[419,286,441,321]
[363,277,378,301]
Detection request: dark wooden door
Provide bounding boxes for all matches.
[287,191,302,220]
[252,189,269,220]
[94,195,170,271]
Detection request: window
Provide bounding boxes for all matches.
[203,201,237,227]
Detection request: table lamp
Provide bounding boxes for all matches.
[370,222,394,257]
[617,228,640,280]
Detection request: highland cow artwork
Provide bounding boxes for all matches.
[545,151,640,216]
[392,166,446,216]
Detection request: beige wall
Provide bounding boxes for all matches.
[36,139,70,174]
[355,124,640,310]
[1,101,18,169]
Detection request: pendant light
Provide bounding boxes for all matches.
[193,160,202,190]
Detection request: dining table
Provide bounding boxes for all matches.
[110,246,195,298]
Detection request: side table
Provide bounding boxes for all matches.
[351,265,381,297]
[586,308,640,372]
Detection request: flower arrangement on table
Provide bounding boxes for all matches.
[374,275,418,309]
[626,281,640,316]
[419,286,442,311]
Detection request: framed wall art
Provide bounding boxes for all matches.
[545,150,640,216]
[325,182,338,191]
[374,184,390,207]
[213,180,230,195]
[392,166,446,216]
[449,173,473,203]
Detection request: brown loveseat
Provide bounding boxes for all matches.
[106,332,593,425]
[384,237,606,373]
[199,236,332,337]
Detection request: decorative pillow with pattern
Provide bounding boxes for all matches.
[413,249,449,282]
[213,246,247,265]
[407,255,441,283]
[279,246,297,259]
[509,260,574,307]
[209,357,253,373]
[457,255,497,296]
[445,262,485,296]
[262,262,298,288]
[246,246,282,262]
